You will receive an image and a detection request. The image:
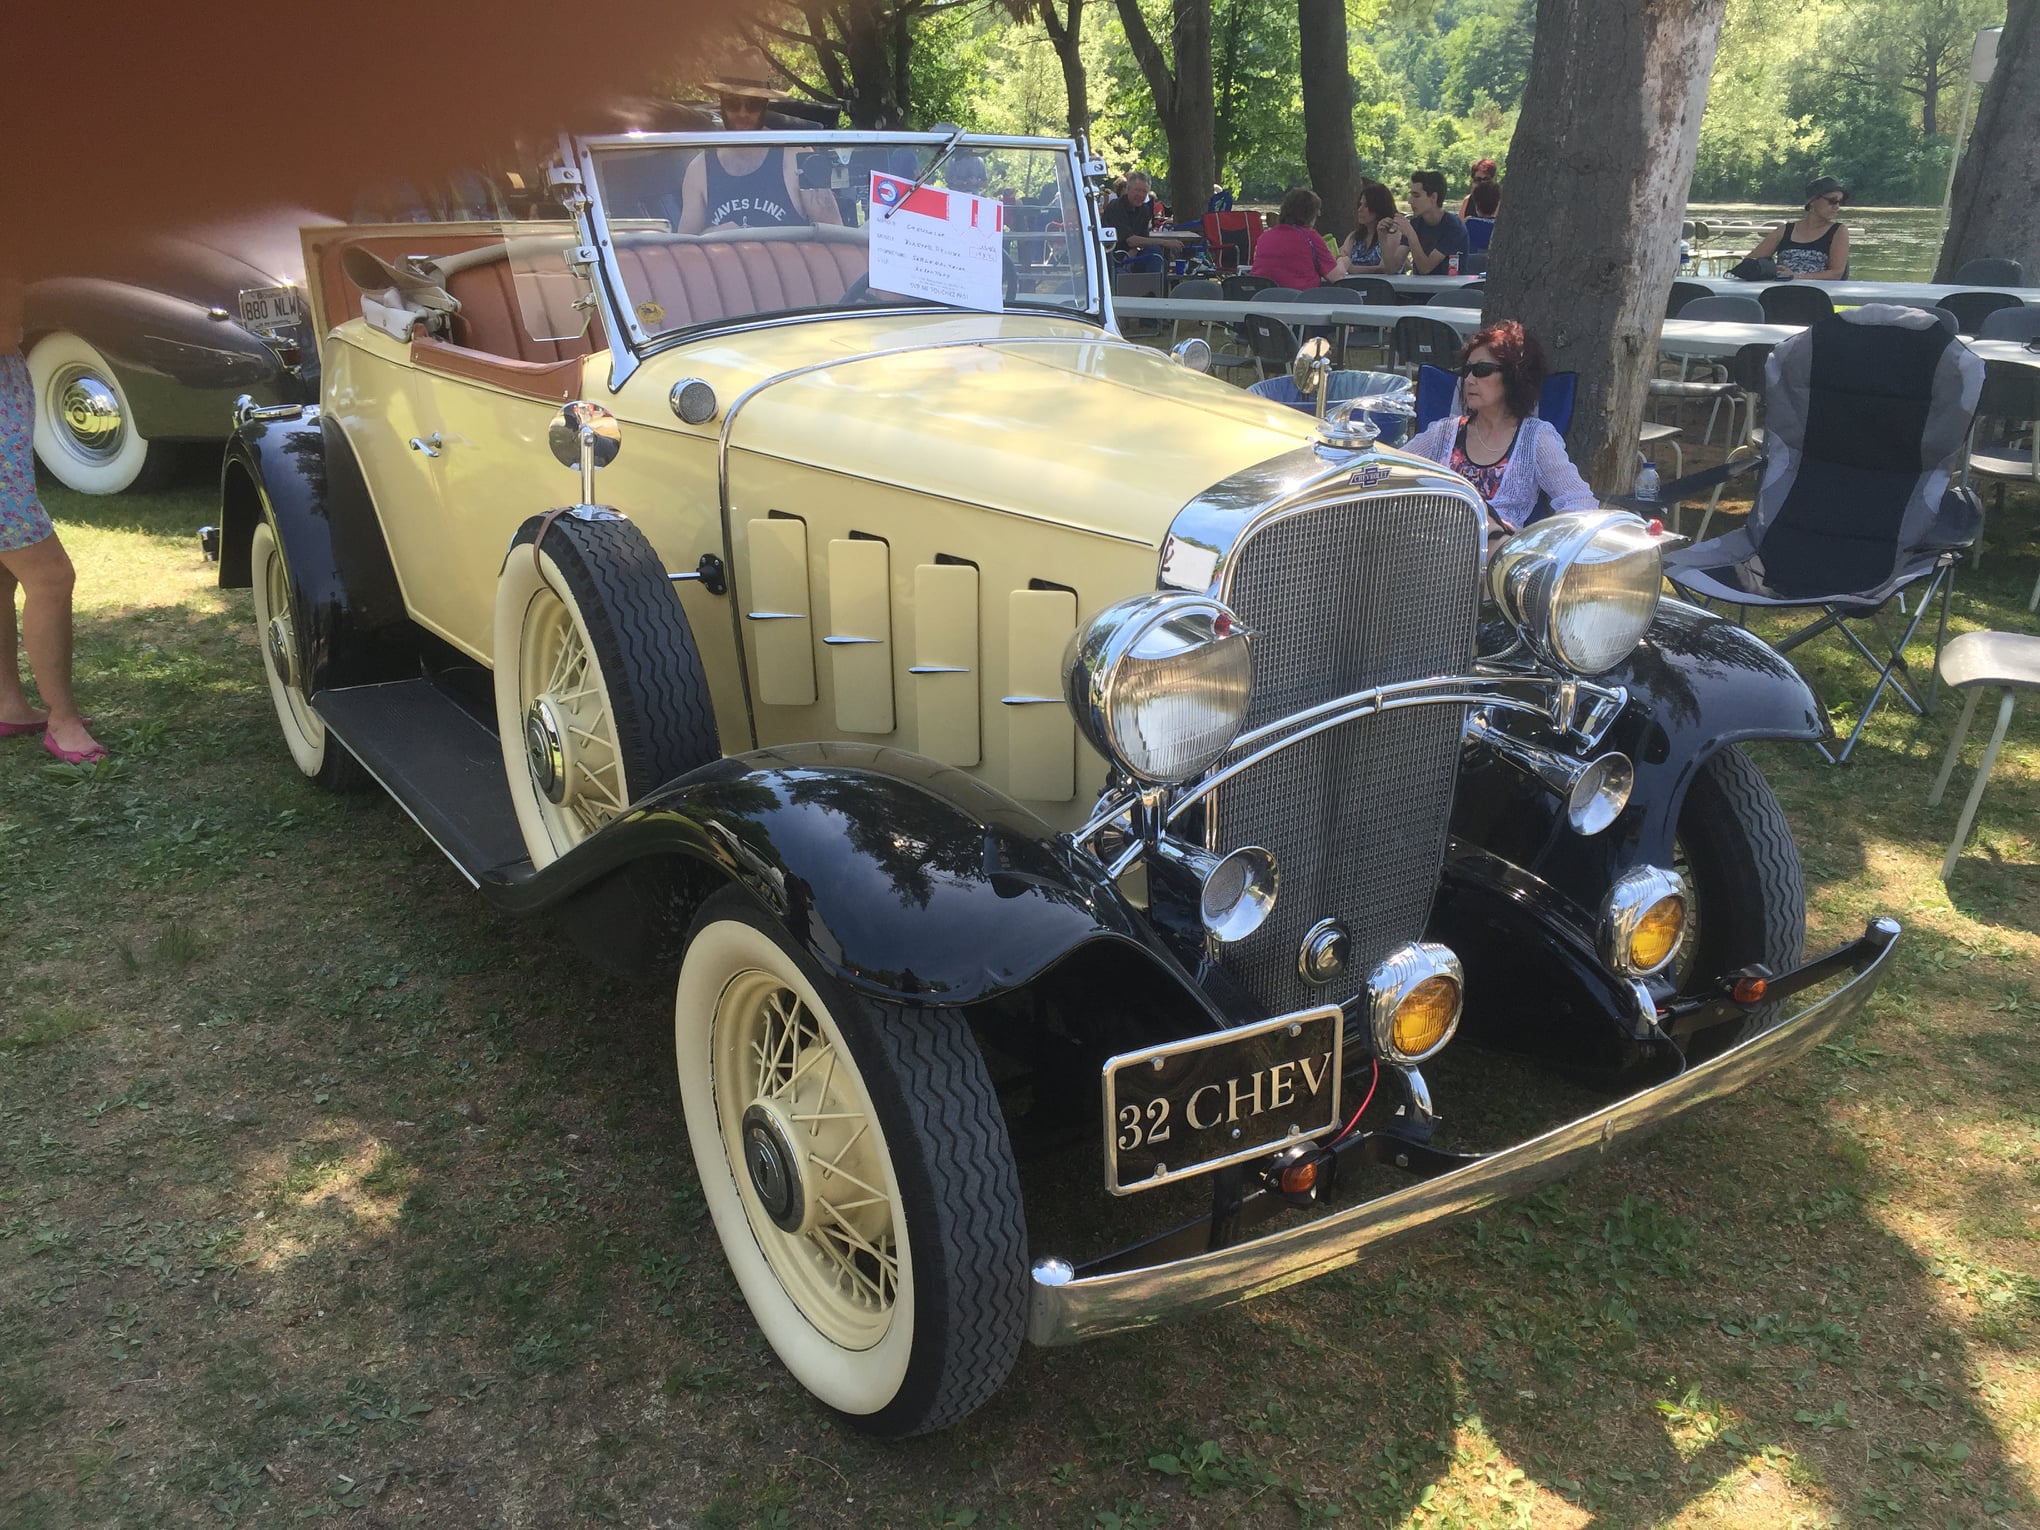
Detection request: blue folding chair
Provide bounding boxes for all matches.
[1415,365,1575,435]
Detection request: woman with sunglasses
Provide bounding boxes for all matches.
[1406,321,1595,542]
[1740,176,1850,281]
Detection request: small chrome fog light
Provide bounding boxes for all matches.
[1366,943,1464,1064]
[1599,865,1689,977]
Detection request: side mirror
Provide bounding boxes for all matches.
[549,400,621,505]
[1290,336,1334,416]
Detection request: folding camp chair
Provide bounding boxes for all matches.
[1662,305,1985,763]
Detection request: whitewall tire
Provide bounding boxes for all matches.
[492,512,717,869]
[249,521,366,792]
[25,332,163,495]
[674,889,1028,1436]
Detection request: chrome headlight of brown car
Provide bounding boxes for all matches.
[1063,593,1253,784]
[1489,511,1663,675]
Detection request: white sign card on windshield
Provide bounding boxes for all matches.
[867,171,1004,313]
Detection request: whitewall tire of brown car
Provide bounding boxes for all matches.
[26,332,167,496]
[492,512,718,869]
[249,520,367,792]
[673,888,1029,1436]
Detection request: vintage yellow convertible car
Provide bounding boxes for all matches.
[215,129,1898,1435]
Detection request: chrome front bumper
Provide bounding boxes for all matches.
[1026,917,1900,1347]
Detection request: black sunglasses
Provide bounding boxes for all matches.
[1459,360,1504,378]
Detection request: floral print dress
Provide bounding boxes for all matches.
[1,351,55,553]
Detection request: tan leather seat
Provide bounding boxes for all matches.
[445,261,606,363]
[613,238,867,331]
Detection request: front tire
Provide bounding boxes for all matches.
[492,512,718,868]
[674,889,1028,1436]
[1673,745,1805,1060]
[249,520,367,792]
[26,332,167,495]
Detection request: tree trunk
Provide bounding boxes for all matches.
[1937,0,2036,280]
[1483,0,1727,495]
[1297,0,1363,237]
[1039,1,1091,141]
[1115,0,1217,220]
[1921,53,1940,137]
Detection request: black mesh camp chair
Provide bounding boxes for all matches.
[1935,290,2024,337]
[1956,257,2024,286]
[1390,314,1463,377]
[1663,306,1985,763]
[1759,283,1835,326]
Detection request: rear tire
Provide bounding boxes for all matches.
[674,888,1028,1436]
[249,520,368,792]
[1673,745,1804,1060]
[492,512,718,867]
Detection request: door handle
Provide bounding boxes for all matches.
[408,433,442,457]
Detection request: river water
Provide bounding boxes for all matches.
[1685,203,1950,283]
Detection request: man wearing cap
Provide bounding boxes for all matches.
[678,52,842,235]
[1740,177,1850,281]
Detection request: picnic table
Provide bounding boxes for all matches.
[1112,295,1798,361]
[1367,273,2040,309]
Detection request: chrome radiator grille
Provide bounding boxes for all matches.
[1208,491,1482,1017]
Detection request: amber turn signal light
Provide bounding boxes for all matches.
[1391,975,1461,1060]
[1279,1158,1320,1195]
[1730,973,1769,1005]
[1628,894,1686,973]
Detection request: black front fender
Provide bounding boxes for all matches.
[1452,599,1823,909]
[218,411,417,694]
[484,742,1222,1023]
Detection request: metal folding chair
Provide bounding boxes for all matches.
[1663,307,1985,763]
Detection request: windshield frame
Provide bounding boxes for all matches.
[566,130,1110,386]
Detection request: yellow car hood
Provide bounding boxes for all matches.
[666,314,1315,549]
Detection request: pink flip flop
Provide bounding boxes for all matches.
[43,731,108,765]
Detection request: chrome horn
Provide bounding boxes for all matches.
[1467,713,1633,836]
[1146,836,1280,946]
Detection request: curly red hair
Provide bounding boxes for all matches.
[1461,320,1546,420]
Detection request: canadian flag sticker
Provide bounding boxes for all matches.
[867,171,1005,313]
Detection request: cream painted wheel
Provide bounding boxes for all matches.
[493,513,717,869]
[249,521,364,791]
[675,891,1027,1435]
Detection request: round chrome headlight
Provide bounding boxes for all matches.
[1063,593,1254,783]
[1489,511,1664,675]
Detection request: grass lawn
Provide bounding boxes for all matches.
[3,469,2039,1529]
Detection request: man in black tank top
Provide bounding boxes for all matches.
[677,55,843,235]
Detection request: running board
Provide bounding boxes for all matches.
[314,679,532,885]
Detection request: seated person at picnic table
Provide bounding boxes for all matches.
[1463,180,1500,251]
[1381,170,1468,275]
[1103,170,1198,271]
[1739,175,1850,281]
[1338,182,1404,274]
[1459,157,1499,217]
[1406,320,1596,542]
[1254,187,1345,289]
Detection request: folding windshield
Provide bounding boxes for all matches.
[576,134,1097,346]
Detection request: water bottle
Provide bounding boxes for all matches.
[1635,460,1660,502]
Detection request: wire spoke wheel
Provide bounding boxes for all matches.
[248,520,363,790]
[713,968,901,1349]
[516,589,628,849]
[674,891,1028,1434]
